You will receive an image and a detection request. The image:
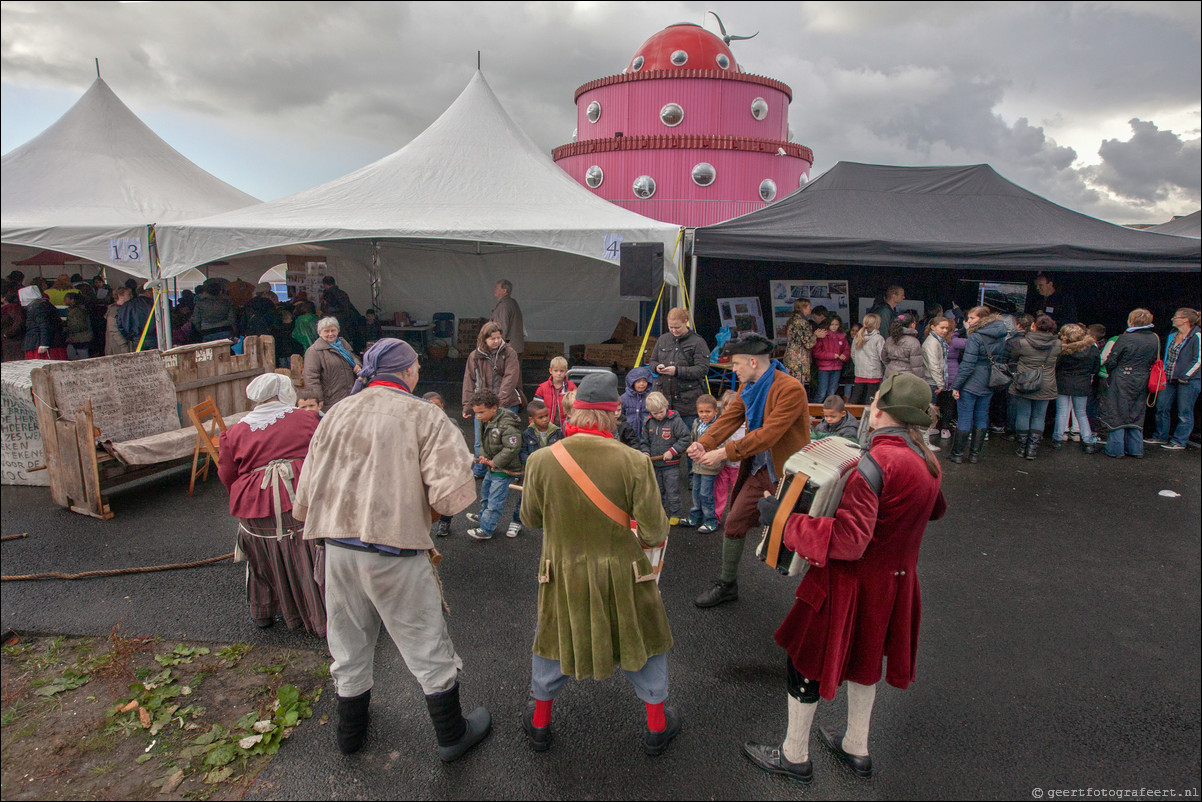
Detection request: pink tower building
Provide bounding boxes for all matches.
[552,21,814,228]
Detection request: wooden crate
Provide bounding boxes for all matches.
[610,317,639,344]
[584,344,624,366]
[521,341,565,360]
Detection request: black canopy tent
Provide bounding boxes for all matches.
[689,162,1200,337]
[1146,211,1200,239]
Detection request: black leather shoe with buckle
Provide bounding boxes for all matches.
[522,701,551,752]
[643,706,681,756]
[742,742,813,783]
[817,726,872,779]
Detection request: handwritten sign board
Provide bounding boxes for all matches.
[40,351,181,445]
[1,361,51,486]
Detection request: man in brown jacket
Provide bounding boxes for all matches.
[490,279,525,355]
[687,334,810,608]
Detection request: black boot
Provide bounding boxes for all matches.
[1025,432,1042,460]
[694,579,738,608]
[969,428,987,463]
[948,430,970,463]
[1082,439,1101,455]
[336,689,371,755]
[425,683,491,763]
[1015,433,1029,457]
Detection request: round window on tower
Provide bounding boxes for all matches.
[751,97,769,121]
[692,163,716,187]
[660,103,684,127]
[633,175,657,200]
[670,50,688,66]
[586,101,601,124]
[759,179,778,202]
[585,165,604,189]
[716,53,730,70]
[632,55,644,72]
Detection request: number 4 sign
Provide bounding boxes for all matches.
[603,234,624,261]
[108,238,144,262]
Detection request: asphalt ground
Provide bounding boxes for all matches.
[2,372,1199,800]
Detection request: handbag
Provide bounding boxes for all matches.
[986,350,1012,390]
[548,440,666,583]
[1012,337,1055,394]
[1148,335,1167,406]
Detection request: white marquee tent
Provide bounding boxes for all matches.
[154,71,683,346]
[1,78,259,274]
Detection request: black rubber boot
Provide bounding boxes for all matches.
[336,689,371,755]
[948,430,970,463]
[1015,433,1029,457]
[1025,432,1042,460]
[425,683,491,763]
[969,429,987,463]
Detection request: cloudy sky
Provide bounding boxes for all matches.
[2,1,1199,225]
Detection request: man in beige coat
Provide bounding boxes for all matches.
[294,338,490,762]
[490,279,525,355]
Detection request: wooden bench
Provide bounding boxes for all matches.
[29,336,278,520]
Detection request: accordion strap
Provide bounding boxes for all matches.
[548,441,631,529]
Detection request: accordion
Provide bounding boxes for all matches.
[756,436,863,576]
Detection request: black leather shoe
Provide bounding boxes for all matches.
[694,580,738,608]
[643,706,681,756]
[522,701,551,752]
[817,726,872,779]
[742,742,813,783]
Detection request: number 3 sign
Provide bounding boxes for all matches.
[108,238,144,262]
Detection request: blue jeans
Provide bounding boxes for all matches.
[1155,378,1201,446]
[531,652,668,704]
[1013,397,1050,434]
[655,464,681,518]
[814,370,842,403]
[955,390,993,432]
[1106,428,1144,458]
[478,473,511,535]
[688,473,718,528]
[1055,395,1096,443]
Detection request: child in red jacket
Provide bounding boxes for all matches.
[533,356,576,427]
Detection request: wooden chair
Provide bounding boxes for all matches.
[187,397,228,496]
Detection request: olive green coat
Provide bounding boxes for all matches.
[520,434,672,680]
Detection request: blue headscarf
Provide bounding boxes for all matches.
[350,338,418,395]
[740,358,784,432]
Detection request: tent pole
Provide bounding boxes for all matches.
[689,253,698,330]
[149,225,172,350]
[371,240,381,312]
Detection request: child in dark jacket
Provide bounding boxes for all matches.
[684,394,722,532]
[812,395,860,441]
[621,366,654,448]
[640,391,691,524]
[467,389,524,541]
[513,399,563,534]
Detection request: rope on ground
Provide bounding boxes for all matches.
[1,552,235,582]
[1,533,29,542]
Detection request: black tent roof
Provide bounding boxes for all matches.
[1145,210,1200,238]
[693,162,1200,272]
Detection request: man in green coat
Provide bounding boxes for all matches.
[519,372,680,756]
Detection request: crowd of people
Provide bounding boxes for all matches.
[4,265,1197,779]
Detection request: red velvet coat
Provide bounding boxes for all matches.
[774,433,946,699]
[217,409,320,519]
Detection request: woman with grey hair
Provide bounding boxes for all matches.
[303,316,360,408]
[218,373,325,634]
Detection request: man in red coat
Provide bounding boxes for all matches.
[743,372,946,783]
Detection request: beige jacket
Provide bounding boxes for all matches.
[294,386,476,550]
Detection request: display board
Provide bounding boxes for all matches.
[40,351,180,445]
[770,280,851,337]
[717,297,766,337]
[285,256,327,302]
[977,282,1028,315]
[1,360,51,486]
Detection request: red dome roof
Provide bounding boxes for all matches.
[627,23,738,73]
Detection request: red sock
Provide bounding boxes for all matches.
[533,699,553,728]
[645,702,666,732]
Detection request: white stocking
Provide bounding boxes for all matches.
[782,694,817,763]
[843,681,876,756]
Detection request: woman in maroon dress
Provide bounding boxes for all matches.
[218,373,325,634]
[743,372,946,783]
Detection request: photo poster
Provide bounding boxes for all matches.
[285,256,327,302]
[856,298,926,325]
[717,296,766,337]
[770,280,852,337]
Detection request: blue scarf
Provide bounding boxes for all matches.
[328,337,357,368]
[740,359,783,432]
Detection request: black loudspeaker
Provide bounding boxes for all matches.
[620,242,662,300]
